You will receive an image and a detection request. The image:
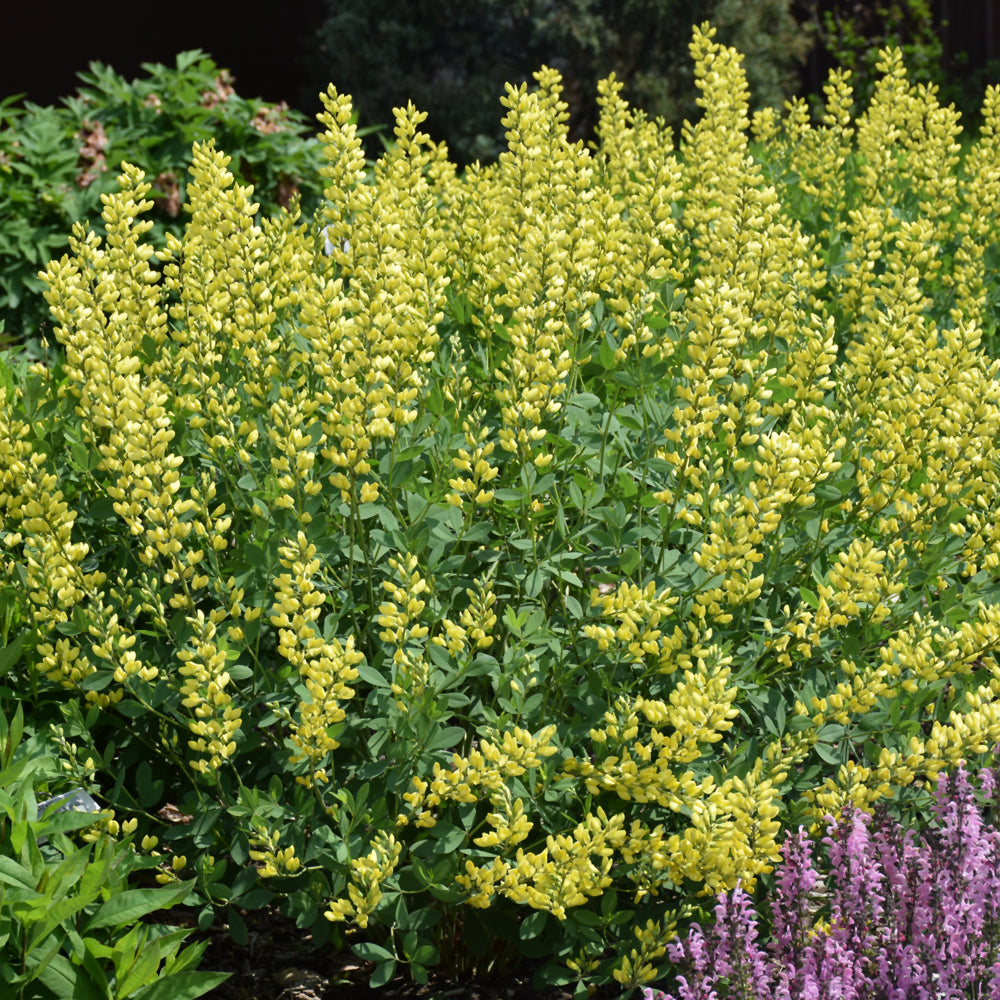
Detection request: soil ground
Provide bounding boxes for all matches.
[192,905,630,1000]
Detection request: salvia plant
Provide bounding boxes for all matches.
[4,21,1000,994]
[643,762,1000,999]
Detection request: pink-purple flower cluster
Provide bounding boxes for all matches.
[644,764,1000,999]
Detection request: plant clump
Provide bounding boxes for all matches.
[3,21,1000,994]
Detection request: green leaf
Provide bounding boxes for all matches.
[35,894,101,943]
[6,702,23,761]
[227,906,248,946]
[130,970,232,1000]
[135,761,165,809]
[427,884,465,904]
[35,952,108,1000]
[619,548,641,575]
[0,855,36,891]
[85,880,193,931]
[410,944,439,966]
[356,663,390,689]
[424,726,467,753]
[369,958,397,989]
[115,932,162,997]
[519,909,546,939]
[815,742,844,765]
[0,635,25,679]
[353,941,394,963]
[430,822,466,853]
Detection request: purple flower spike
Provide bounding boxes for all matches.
[648,759,1000,1000]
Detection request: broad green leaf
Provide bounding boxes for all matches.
[369,958,397,989]
[84,880,193,932]
[353,941,394,963]
[130,970,232,1000]
[34,951,108,1000]
[0,855,36,891]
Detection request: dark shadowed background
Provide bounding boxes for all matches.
[0,2,327,118]
[3,1,1000,167]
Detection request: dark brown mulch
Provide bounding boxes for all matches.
[191,906,630,1000]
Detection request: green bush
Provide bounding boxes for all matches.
[301,0,813,165]
[0,50,331,355]
[6,21,1000,995]
[0,706,228,999]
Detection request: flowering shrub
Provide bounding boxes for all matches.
[4,21,1000,993]
[644,763,1000,999]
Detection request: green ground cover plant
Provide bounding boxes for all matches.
[3,22,1000,995]
[0,50,333,355]
[0,706,227,998]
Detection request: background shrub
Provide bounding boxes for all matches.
[799,0,1000,127]
[0,706,228,999]
[0,50,332,356]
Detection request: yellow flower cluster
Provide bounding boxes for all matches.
[0,393,129,704]
[400,725,558,830]
[271,531,361,786]
[584,580,682,671]
[307,92,451,505]
[157,140,276,441]
[591,73,684,364]
[566,650,738,805]
[613,917,680,989]
[249,826,302,879]
[457,807,626,919]
[326,831,402,929]
[44,167,229,598]
[445,418,499,508]
[431,573,499,664]
[376,551,434,710]
[176,608,241,773]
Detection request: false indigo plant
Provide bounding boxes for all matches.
[645,764,1000,999]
